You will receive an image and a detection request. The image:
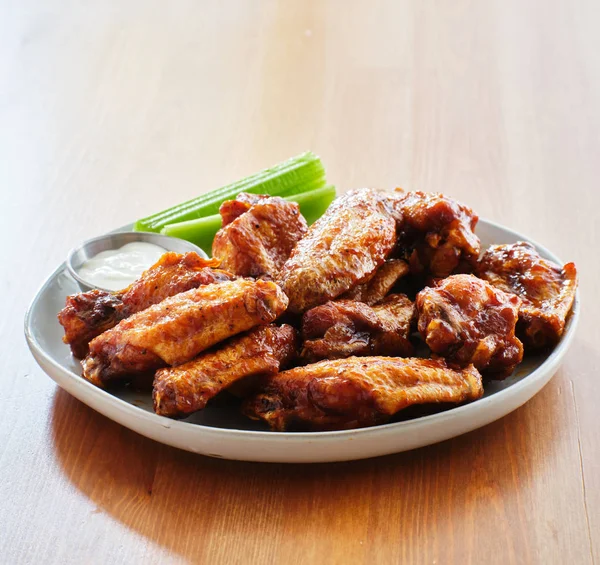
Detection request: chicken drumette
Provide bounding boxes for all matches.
[212,193,308,279]
[301,294,415,362]
[243,356,483,431]
[477,242,578,349]
[416,274,523,375]
[385,190,481,278]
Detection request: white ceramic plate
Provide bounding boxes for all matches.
[25,220,579,463]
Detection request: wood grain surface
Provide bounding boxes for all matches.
[1,1,598,563]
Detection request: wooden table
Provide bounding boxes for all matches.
[1,1,597,563]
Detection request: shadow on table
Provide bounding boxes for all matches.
[49,365,574,562]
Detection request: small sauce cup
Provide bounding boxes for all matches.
[66,232,208,292]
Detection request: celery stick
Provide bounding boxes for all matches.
[289,185,336,225]
[160,214,223,255]
[160,185,337,254]
[135,152,326,232]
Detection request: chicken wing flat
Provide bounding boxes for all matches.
[385,191,480,277]
[81,279,288,387]
[340,259,409,305]
[416,274,523,375]
[243,356,483,431]
[58,252,234,358]
[153,324,298,418]
[301,294,415,362]
[279,189,397,313]
[119,252,233,312]
[476,242,577,349]
[212,194,308,279]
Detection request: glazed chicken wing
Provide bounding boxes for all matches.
[416,274,523,375]
[212,194,308,278]
[279,189,397,313]
[218,192,269,226]
[386,191,480,277]
[243,356,483,431]
[153,324,298,418]
[58,252,234,358]
[82,279,288,387]
[301,294,415,362]
[476,242,578,349]
[340,259,409,305]
[58,290,125,359]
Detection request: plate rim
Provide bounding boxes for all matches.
[24,217,580,443]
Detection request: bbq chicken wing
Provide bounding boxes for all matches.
[340,259,409,305]
[119,252,233,311]
[385,191,480,277]
[218,193,269,226]
[57,290,125,359]
[153,324,298,418]
[82,279,288,387]
[243,356,483,431]
[301,294,415,362]
[279,189,397,313]
[416,274,523,375]
[212,194,308,278]
[476,242,578,349]
[58,252,234,358]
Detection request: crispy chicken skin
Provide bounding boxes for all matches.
[212,194,308,278]
[476,242,578,349]
[153,324,298,418]
[81,279,289,387]
[301,294,415,362]
[58,252,234,358]
[119,252,233,312]
[416,274,523,375]
[386,191,480,277]
[58,290,125,359]
[219,193,269,226]
[243,356,483,431]
[279,189,397,313]
[340,259,409,305]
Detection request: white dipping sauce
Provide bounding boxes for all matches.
[78,242,166,291]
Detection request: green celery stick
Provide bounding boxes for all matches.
[160,185,337,255]
[135,152,326,232]
[160,214,223,255]
[287,185,336,225]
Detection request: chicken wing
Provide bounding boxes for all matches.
[218,192,269,226]
[212,194,308,278]
[340,259,409,305]
[416,274,523,375]
[385,191,480,277]
[82,279,289,387]
[243,356,483,431]
[153,324,298,418]
[279,189,397,313]
[58,252,234,358]
[301,294,415,362]
[58,290,126,359]
[477,242,577,349]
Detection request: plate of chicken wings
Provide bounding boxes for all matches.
[25,188,579,462]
